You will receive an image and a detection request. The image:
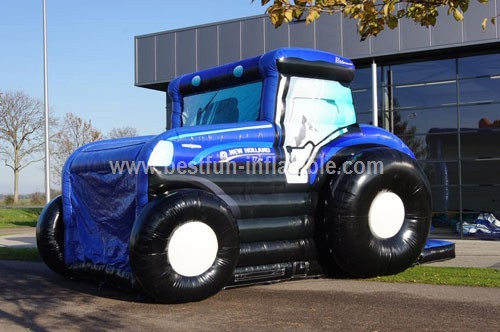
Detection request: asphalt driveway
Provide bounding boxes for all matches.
[1,260,499,331]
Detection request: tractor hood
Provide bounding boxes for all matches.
[61,134,155,275]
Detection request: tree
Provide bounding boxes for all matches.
[30,192,45,205]
[107,126,138,139]
[52,113,102,186]
[257,0,497,40]
[0,91,46,204]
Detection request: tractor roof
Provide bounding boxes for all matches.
[168,47,355,97]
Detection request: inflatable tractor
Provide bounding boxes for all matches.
[37,48,442,303]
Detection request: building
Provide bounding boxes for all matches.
[134,3,500,234]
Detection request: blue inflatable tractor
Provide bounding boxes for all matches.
[37,48,450,303]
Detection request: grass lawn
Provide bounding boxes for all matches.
[0,208,41,228]
[370,265,500,288]
[0,248,40,261]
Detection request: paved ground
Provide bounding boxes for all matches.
[0,227,36,248]
[1,230,500,330]
[0,260,499,332]
[427,239,500,269]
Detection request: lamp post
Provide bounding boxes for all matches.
[43,0,51,204]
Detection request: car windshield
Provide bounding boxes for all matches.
[182,81,263,127]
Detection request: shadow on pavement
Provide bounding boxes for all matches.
[0,260,143,331]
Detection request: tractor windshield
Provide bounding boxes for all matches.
[182,81,262,127]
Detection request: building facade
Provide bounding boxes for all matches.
[135,3,500,233]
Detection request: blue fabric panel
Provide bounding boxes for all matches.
[424,239,454,250]
[258,47,354,72]
[62,146,87,245]
[331,125,415,158]
[70,137,154,172]
[169,78,183,129]
[177,56,261,91]
[260,77,278,123]
[62,136,153,271]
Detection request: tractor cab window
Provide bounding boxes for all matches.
[283,76,356,145]
[280,76,357,183]
[182,81,262,127]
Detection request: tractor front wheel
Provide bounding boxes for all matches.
[319,148,431,277]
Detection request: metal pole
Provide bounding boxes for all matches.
[166,90,172,130]
[456,59,463,238]
[43,0,51,204]
[388,69,394,132]
[371,61,378,127]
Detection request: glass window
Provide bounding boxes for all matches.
[462,185,500,213]
[419,161,459,186]
[396,133,429,160]
[431,186,460,213]
[389,59,456,85]
[393,80,457,109]
[352,53,500,217]
[460,103,500,130]
[352,87,383,114]
[182,81,262,127]
[398,132,458,161]
[351,67,381,89]
[458,77,500,104]
[462,160,500,185]
[351,67,371,89]
[386,108,457,136]
[355,112,373,125]
[460,129,500,158]
[458,53,500,78]
[352,89,372,113]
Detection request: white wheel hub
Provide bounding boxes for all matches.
[167,221,218,277]
[368,191,405,239]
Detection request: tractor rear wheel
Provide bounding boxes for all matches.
[36,195,66,276]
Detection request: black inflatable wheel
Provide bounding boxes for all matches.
[36,195,66,275]
[129,190,239,303]
[321,148,431,277]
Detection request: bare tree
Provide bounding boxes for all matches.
[107,126,138,139]
[52,112,102,186]
[0,91,45,204]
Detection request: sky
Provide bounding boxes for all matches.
[0,0,267,195]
